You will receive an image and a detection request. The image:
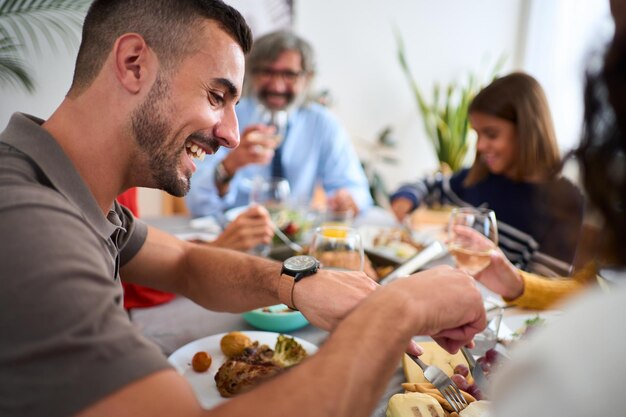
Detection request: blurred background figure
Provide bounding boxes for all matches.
[185,30,372,218]
[492,2,626,413]
[390,72,584,276]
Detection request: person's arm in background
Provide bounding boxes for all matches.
[461,227,591,309]
[314,110,373,214]
[207,205,274,251]
[389,171,452,221]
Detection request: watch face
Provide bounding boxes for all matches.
[284,255,317,272]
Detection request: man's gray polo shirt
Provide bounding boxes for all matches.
[0,113,171,417]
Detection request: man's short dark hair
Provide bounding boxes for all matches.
[69,0,252,96]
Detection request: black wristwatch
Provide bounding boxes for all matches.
[214,160,233,185]
[278,255,319,310]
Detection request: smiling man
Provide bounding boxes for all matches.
[0,1,486,417]
[185,30,373,218]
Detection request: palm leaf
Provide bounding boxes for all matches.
[395,27,506,171]
[0,0,91,92]
[0,0,91,56]
[0,34,34,91]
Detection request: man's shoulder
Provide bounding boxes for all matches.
[0,182,75,214]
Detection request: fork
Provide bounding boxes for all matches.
[406,353,468,413]
[272,223,304,253]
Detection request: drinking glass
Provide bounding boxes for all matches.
[309,226,364,271]
[249,176,291,256]
[469,300,503,357]
[255,104,288,147]
[321,208,355,227]
[447,207,498,275]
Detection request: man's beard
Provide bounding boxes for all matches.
[130,75,190,197]
[258,88,295,109]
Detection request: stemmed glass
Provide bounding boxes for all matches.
[309,226,364,271]
[447,207,498,275]
[249,176,291,256]
[255,104,288,147]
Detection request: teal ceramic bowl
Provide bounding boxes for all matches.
[243,304,309,332]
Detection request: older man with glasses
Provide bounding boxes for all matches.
[186,30,373,218]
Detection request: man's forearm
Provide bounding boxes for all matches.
[122,227,282,312]
[214,288,415,417]
[179,244,281,312]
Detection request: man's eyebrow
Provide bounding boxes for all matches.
[214,78,239,98]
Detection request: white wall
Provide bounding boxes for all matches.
[293,0,523,191]
[0,0,610,215]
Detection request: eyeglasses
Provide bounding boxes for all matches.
[253,67,305,84]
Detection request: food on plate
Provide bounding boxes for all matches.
[459,400,491,417]
[191,351,212,373]
[214,334,309,398]
[215,341,283,397]
[511,314,546,339]
[372,227,425,260]
[220,331,252,357]
[386,392,446,417]
[402,382,476,413]
[272,334,309,368]
[261,306,292,313]
[475,348,502,378]
[273,208,316,243]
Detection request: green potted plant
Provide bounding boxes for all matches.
[395,30,503,172]
[0,0,91,93]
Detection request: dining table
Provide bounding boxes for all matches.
[131,206,545,416]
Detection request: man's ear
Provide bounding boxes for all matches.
[113,33,156,94]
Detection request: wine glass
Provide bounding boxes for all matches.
[249,176,291,256]
[447,207,498,275]
[255,104,288,147]
[309,226,364,271]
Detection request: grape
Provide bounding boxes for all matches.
[466,384,483,400]
[453,363,469,377]
[450,373,470,391]
[477,356,491,373]
[485,348,499,363]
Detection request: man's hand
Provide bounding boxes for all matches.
[210,206,274,251]
[388,266,486,353]
[222,124,279,174]
[292,269,379,330]
[327,189,359,214]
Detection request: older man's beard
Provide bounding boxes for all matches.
[258,88,296,109]
[131,76,190,197]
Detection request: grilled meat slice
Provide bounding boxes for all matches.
[215,342,284,397]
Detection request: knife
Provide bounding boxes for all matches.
[460,346,488,392]
[378,240,446,285]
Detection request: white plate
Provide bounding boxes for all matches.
[168,330,318,409]
[499,311,562,341]
[358,225,435,263]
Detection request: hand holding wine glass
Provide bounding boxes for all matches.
[447,207,498,275]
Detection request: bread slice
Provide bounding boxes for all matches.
[459,400,491,417]
[386,392,446,417]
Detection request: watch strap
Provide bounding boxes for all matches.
[278,273,298,310]
[214,160,233,185]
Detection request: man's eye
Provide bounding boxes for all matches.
[209,92,224,105]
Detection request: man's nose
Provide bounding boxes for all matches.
[215,108,240,149]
